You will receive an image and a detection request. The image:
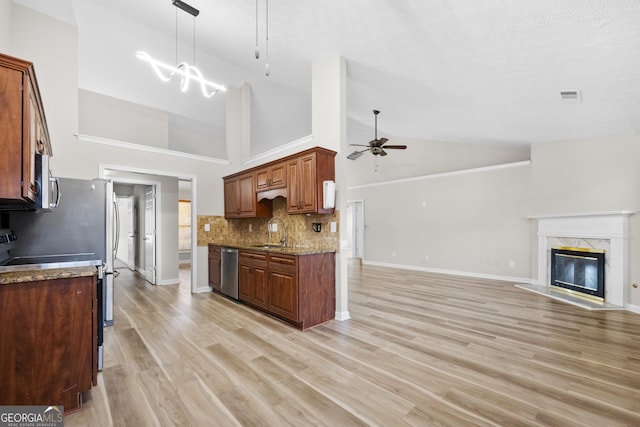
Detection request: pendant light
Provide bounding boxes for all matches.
[137,0,226,97]
[254,0,270,77]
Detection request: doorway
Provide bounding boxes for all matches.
[115,195,136,270]
[100,164,199,294]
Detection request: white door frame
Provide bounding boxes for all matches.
[144,185,157,284]
[347,199,365,259]
[99,163,199,294]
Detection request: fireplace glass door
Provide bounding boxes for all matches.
[550,247,605,299]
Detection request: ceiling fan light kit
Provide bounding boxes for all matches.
[347,110,407,162]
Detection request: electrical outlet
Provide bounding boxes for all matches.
[330,222,337,233]
[425,255,430,262]
[249,224,252,232]
[509,260,516,268]
[204,223,210,232]
[392,251,396,257]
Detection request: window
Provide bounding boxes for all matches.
[178,200,191,251]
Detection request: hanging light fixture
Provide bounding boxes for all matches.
[254,0,270,77]
[137,0,226,97]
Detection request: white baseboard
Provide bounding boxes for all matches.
[627,304,640,314]
[157,278,180,286]
[362,260,537,284]
[335,311,351,321]
[194,286,212,294]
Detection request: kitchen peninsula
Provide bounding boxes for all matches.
[0,266,99,414]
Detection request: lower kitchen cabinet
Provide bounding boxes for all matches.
[208,245,221,292]
[268,254,298,321]
[0,274,97,414]
[238,250,335,329]
[238,250,268,309]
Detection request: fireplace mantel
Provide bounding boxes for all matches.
[529,211,635,307]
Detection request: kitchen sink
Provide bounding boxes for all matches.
[250,244,286,249]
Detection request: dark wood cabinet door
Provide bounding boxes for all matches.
[252,264,269,309]
[269,162,287,189]
[298,153,317,213]
[255,168,270,191]
[237,174,255,217]
[208,246,221,292]
[238,262,254,301]
[223,178,239,217]
[268,268,298,321]
[286,159,301,212]
[0,67,27,202]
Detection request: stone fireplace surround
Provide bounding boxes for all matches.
[529,211,634,308]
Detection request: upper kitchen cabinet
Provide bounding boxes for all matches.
[286,148,336,215]
[222,147,335,217]
[255,162,286,192]
[224,172,272,219]
[0,53,52,206]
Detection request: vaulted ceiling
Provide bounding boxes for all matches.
[15,0,640,152]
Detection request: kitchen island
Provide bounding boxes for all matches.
[0,266,98,414]
[209,243,336,330]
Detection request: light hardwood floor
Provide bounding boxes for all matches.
[66,261,640,426]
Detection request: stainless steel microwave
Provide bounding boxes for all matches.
[35,153,61,210]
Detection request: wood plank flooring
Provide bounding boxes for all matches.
[66,261,640,426]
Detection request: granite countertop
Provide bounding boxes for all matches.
[209,242,336,256]
[0,266,98,285]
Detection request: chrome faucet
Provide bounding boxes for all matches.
[267,217,287,246]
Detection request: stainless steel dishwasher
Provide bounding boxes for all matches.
[221,247,239,300]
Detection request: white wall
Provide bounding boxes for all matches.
[0,0,10,52]
[531,133,640,306]
[348,162,533,281]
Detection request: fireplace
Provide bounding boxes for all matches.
[550,247,605,300]
[529,211,633,308]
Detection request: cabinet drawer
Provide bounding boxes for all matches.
[209,246,221,255]
[269,254,297,268]
[239,251,268,262]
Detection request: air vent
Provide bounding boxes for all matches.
[560,90,582,103]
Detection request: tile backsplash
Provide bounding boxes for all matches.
[197,198,339,250]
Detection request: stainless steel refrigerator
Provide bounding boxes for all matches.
[8,177,116,370]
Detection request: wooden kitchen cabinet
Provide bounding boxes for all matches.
[224,173,272,219]
[222,147,336,217]
[238,250,335,330]
[255,162,286,192]
[0,53,52,206]
[267,254,298,322]
[0,274,97,414]
[208,245,221,292]
[238,250,269,309]
[286,148,336,215]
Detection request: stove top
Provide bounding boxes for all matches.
[0,252,103,273]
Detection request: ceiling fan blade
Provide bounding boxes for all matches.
[347,150,366,160]
[378,137,389,146]
[382,145,407,149]
[349,144,370,147]
[378,148,388,157]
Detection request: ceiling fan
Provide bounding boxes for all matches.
[347,110,407,160]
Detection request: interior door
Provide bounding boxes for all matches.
[144,186,156,284]
[126,196,136,270]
